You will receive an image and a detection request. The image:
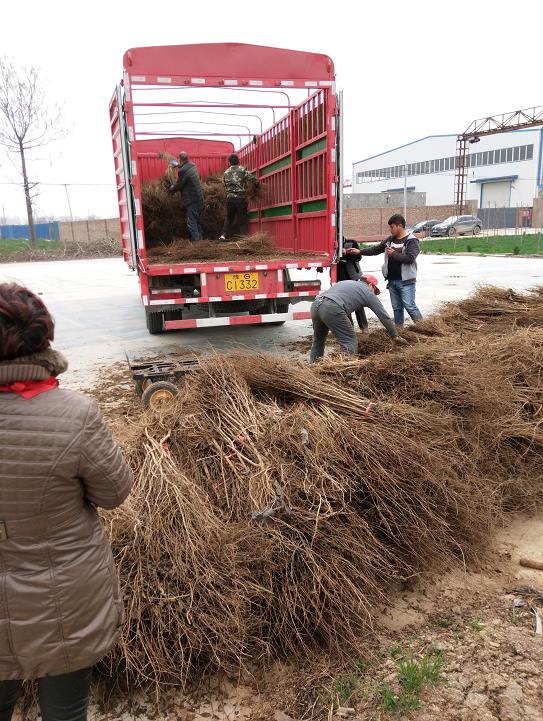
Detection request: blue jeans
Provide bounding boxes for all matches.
[186,201,203,241]
[388,280,423,326]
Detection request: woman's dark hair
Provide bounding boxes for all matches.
[0,283,55,361]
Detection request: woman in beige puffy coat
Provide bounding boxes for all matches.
[0,283,133,721]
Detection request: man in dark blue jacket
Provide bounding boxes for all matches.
[169,152,204,242]
[359,213,423,327]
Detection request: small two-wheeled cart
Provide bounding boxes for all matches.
[127,355,200,410]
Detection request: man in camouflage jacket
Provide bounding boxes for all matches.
[219,154,258,240]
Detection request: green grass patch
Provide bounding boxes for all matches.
[0,237,60,255]
[331,658,370,704]
[467,618,485,632]
[377,647,445,717]
[420,234,543,256]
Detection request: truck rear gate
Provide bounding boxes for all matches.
[109,43,340,333]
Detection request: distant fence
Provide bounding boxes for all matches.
[0,222,59,241]
[478,207,532,230]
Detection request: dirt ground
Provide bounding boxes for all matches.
[77,515,543,721]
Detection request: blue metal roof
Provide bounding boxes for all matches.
[469,175,518,184]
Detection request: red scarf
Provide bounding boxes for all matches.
[0,376,58,399]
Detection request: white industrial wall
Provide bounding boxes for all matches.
[353,129,542,206]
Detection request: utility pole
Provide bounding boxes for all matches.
[403,161,407,222]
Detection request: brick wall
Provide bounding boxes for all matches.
[59,218,121,244]
[343,204,472,238]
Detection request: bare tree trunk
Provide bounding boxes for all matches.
[19,141,37,249]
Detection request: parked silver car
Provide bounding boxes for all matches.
[430,215,483,237]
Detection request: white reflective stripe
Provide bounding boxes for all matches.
[331,214,336,227]
[131,75,146,82]
[134,198,141,215]
[331,116,336,131]
[209,296,222,302]
[191,77,205,84]
[277,292,289,298]
[200,274,207,286]
[232,295,245,300]
[249,80,263,86]
[224,79,238,85]
[305,81,318,87]
[150,299,176,305]
[213,266,229,272]
[123,73,131,101]
[142,294,149,305]
[255,293,267,299]
[277,269,283,280]
[286,263,298,269]
[131,160,137,176]
[183,298,199,303]
[309,262,322,267]
[319,80,334,86]
[181,267,197,273]
[169,268,173,274]
[128,126,134,142]
[137,230,144,248]
[331,183,336,196]
[280,80,294,86]
[157,76,172,83]
[255,264,268,270]
[300,291,310,296]
[331,148,336,162]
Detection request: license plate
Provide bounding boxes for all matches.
[224,273,259,292]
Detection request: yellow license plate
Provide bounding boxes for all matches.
[224,273,259,292]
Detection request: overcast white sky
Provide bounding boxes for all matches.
[0,0,540,221]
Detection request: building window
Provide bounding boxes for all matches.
[506,147,513,162]
[513,146,520,161]
[500,148,507,163]
[482,151,488,165]
[494,149,500,164]
[527,144,534,159]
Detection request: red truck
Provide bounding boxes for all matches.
[109,43,342,334]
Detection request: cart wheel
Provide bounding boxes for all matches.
[141,381,179,410]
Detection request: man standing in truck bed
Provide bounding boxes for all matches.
[169,152,204,242]
[219,154,259,240]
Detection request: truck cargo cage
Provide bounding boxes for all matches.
[110,43,341,333]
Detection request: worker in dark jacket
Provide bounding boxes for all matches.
[169,152,204,242]
[309,276,406,363]
[359,213,423,327]
[219,154,259,240]
[337,238,368,332]
[0,283,133,721]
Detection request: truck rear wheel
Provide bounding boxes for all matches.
[146,311,164,334]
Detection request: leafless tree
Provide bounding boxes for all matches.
[0,57,62,248]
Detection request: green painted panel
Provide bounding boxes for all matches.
[297,138,327,160]
[298,200,327,213]
[260,155,291,176]
[263,205,293,218]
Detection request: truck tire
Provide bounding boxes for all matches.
[146,311,164,334]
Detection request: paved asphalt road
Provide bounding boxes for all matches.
[2,254,543,388]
